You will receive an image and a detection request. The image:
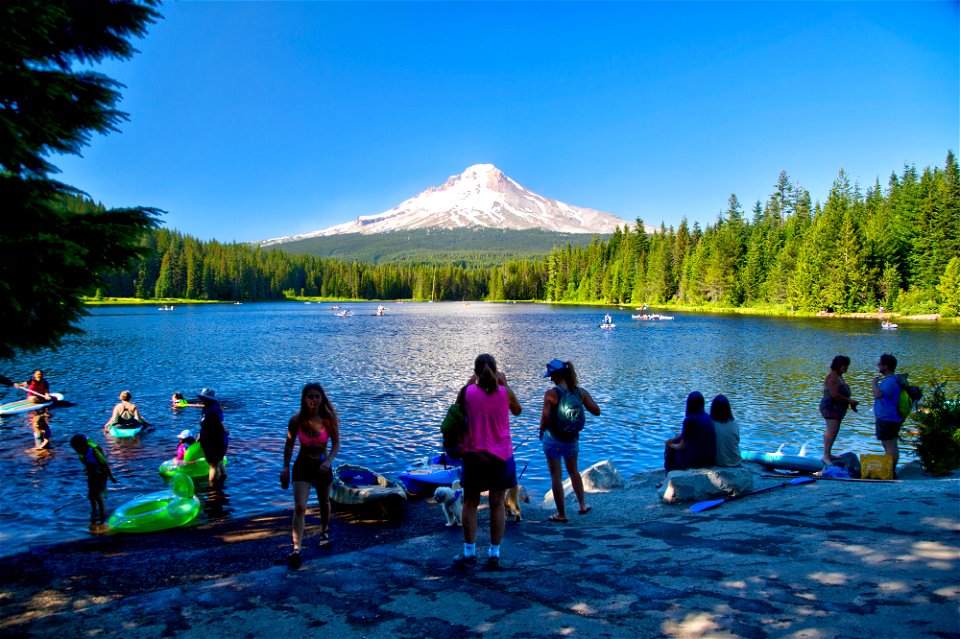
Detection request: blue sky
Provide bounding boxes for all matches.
[54,1,958,244]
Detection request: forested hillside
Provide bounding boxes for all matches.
[92,152,960,316]
[259,227,605,266]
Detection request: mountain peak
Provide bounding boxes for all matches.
[261,165,636,245]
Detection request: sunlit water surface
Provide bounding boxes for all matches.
[2,302,957,556]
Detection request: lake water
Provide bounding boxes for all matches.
[2,302,958,557]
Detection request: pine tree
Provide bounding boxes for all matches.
[0,0,161,359]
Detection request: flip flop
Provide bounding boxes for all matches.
[547,514,568,523]
[578,506,592,515]
[318,530,330,546]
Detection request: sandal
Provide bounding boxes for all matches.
[318,530,330,546]
[578,506,592,515]
[547,513,568,523]
[288,550,302,570]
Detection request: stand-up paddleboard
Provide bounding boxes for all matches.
[0,393,64,417]
[742,442,823,473]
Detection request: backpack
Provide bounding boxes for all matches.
[549,386,586,441]
[441,386,468,460]
[897,383,922,419]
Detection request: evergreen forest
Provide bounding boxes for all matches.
[94,152,960,317]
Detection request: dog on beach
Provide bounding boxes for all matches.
[505,484,530,522]
[434,482,463,527]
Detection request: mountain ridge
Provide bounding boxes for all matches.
[261,164,644,246]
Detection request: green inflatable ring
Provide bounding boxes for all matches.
[107,472,201,533]
[158,453,228,479]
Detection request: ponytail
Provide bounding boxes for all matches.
[474,353,499,394]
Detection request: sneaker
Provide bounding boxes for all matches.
[485,556,501,572]
[288,551,302,570]
[452,554,477,570]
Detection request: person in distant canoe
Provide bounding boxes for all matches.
[664,392,716,471]
[197,388,229,488]
[103,390,151,433]
[820,355,859,465]
[15,369,50,404]
[281,382,340,569]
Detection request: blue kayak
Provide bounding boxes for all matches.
[398,453,462,496]
[742,443,823,472]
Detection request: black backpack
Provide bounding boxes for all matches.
[441,386,468,460]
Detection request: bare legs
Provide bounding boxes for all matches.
[460,489,506,545]
[546,454,587,520]
[881,439,899,472]
[823,419,841,462]
[291,481,310,552]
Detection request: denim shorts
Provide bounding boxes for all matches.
[541,430,580,460]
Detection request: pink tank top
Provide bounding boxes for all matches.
[462,384,514,460]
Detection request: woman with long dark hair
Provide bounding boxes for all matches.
[454,354,521,571]
[540,359,601,522]
[820,355,858,464]
[664,392,716,471]
[281,382,340,569]
[710,394,741,467]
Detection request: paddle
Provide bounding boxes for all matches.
[689,476,815,513]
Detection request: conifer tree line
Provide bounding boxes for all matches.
[94,152,959,316]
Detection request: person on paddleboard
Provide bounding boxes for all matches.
[15,369,50,404]
[103,390,151,432]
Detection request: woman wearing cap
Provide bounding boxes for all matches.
[175,429,196,461]
[453,354,522,571]
[540,359,601,523]
[197,389,228,487]
[281,382,340,569]
[103,390,151,433]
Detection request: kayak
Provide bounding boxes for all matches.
[742,443,823,473]
[398,453,462,496]
[332,464,406,518]
[107,472,200,533]
[0,393,64,417]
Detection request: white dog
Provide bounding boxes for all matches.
[434,481,463,527]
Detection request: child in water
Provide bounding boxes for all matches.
[31,408,52,449]
[171,392,202,409]
[176,429,196,461]
[69,434,117,527]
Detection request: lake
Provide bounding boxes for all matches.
[2,302,958,557]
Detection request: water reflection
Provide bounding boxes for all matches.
[1,302,957,557]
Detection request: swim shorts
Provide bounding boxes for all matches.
[461,452,517,493]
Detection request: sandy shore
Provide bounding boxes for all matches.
[1,463,958,639]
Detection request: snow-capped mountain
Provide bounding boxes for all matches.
[261,164,638,246]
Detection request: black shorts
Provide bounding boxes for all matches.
[86,473,107,499]
[461,452,517,493]
[293,453,333,491]
[875,419,903,441]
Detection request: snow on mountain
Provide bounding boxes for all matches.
[261,164,642,246]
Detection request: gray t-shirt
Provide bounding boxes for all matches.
[714,419,741,467]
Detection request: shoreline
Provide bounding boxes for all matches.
[2,464,958,639]
[81,297,955,322]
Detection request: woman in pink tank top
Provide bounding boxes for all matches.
[453,354,522,572]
